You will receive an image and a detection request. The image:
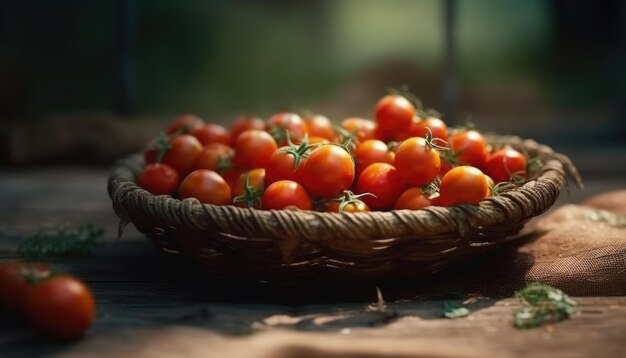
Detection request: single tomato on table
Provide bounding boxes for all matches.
[26,275,96,341]
[0,261,51,313]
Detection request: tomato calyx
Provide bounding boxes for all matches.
[420,178,440,197]
[386,85,423,110]
[327,190,374,213]
[279,133,316,171]
[334,125,358,150]
[152,133,172,163]
[233,172,263,208]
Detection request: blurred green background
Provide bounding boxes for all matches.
[1,0,625,147]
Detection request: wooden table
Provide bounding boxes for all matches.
[1,168,625,357]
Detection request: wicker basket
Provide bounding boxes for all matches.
[108,135,582,282]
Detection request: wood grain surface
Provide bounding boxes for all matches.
[0,168,625,358]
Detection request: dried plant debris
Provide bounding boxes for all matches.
[513,282,577,329]
[18,224,104,259]
[587,210,626,228]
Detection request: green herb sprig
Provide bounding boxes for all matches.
[18,224,104,259]
[513,282,577,329]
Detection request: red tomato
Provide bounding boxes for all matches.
[191,123,231,146]
[222,167,244,191]
[262,180,312,210]
[484,147,527,183]
[161,134,203,175]
[341,117,376,144]
[408,116,448,141]
[26,275,95,340]
[265,147,308,185]
[0,262,51,313]
[395,137,441,186]
[230,116,266,147]
[179,170,232,205]
[233,130,278,170]
[439,157,455,178]
[303,115,335,141]
[353,139,395,177]
[449,130,488,168]
[232,168,266,208]
[193,145,234,172]
[375,95,415,140]
[394,187,432,210]
[166,114,204,135]
[437,166,489,206]
[356,163,405,211]
[137,163,180,195]
[300,145,355,198]
[267,112,308,144]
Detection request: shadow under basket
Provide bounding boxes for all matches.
[108,135,583,282]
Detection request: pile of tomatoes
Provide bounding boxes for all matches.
[138,93,531,212]
[0,261,95,340]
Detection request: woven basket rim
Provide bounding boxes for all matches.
[108,135,582,248]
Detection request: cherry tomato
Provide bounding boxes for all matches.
[267,112,308,144]
[437,166,489,206]
[166,114,204,135]
[353,139,395,177]
[304,115,335,141]
[179,170,232,205]
[395,137,441,186]
[484,147,527,183]
[162,134,203,175]
[230,116,266,147]
[394,187,432,210]
[26,275,95,340]
[233,130,278,170]
[232,169,266,208]
[265,147,308,185]
[300,144,355,198]
[0,262,51,313]
[449,130,488,168]
[193,145,234,172]
[375,95,415,140]
[137,163,180,195]
[261,180,312,210]
[408,116,448,141]
[356,163,405,211]
[341,117,376,144]
[191,123,231,146]
[323,191,371,213]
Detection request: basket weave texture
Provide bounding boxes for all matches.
[108,135,582,281]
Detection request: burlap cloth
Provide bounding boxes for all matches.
[409,189,626,298]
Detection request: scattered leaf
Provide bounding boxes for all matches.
[18,224,104,259]
[513,282,577,329]
[441,301,470,319]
